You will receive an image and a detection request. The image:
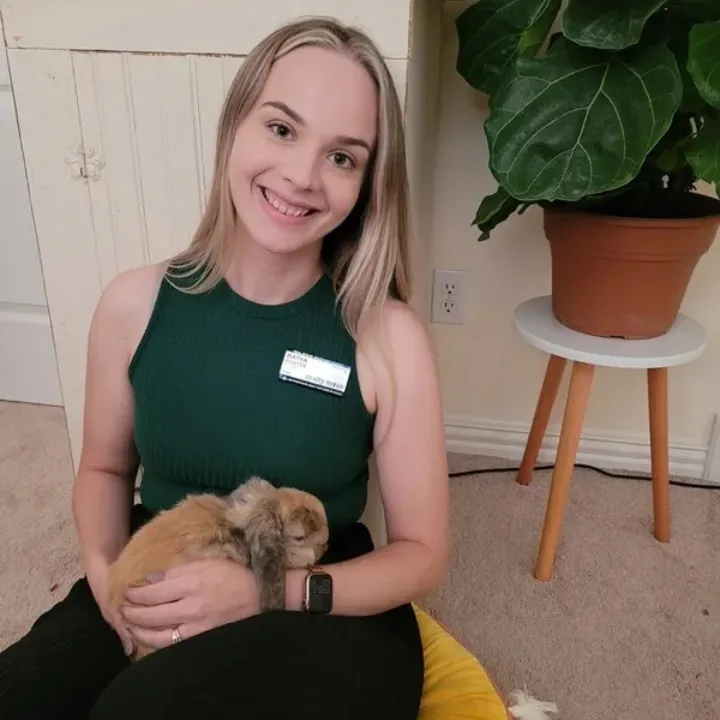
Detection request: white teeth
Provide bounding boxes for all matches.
[262,188,311,217]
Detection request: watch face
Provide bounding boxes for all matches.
[308,572,333,613]
[312,575,331,594]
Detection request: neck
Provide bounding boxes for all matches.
[225,229,324,306]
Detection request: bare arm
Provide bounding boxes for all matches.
[72,266,163,580]
[73,281,137,572]
[71,266,163,653]
[285,302,450,615]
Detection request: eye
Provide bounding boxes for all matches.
[329,151,355,170]
[268,121,293,140]
[290,535,306,543]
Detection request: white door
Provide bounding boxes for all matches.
[0,38,61,406]
[7,49,248,463]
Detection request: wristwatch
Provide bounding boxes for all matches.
[302,567,333,613]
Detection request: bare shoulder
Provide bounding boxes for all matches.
[91,262,168,361]
[79,262,168,475]
[378,299,435,357]
[356,299,440,435]
[95,262,166,323]
[357,299,436,375]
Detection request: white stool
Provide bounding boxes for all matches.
[513,296,707,581]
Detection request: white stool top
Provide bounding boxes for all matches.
[513,296,707,369]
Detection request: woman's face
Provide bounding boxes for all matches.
[227,45,378,257]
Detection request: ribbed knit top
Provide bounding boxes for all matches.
[128,270,376,528]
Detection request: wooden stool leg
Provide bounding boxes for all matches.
[648,367,670,542]
[517,355,567,486]
[534,361,595,581]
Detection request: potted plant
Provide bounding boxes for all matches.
[455,0,720,339]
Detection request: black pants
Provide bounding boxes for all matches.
[0,505,424,719]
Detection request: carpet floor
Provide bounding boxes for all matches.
[1,400,718,719]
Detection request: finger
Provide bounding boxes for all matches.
[127,624,174,651]
[121,599,188,629]
[101,608,136,657]
[129,622,198,651]
[162,561,204,579]
[161,558,226,581]
[125,574,190,606]
[118,627,135,657]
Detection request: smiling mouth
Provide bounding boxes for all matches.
[259,186,319,218]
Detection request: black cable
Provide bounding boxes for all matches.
[449,462,720,490]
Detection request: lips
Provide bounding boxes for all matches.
[259,186,319,218]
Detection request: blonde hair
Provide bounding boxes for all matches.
[167,16,412,339]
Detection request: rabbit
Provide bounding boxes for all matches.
[107,475,329,659]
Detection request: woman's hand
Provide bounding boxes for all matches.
[86,559,136,657]
[119,558,260,650]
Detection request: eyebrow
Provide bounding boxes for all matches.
[261,100,372,152]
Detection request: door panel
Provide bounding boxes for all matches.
[0,51,61,406]
[8,48,248,464]
[9,48,101,434]
[72,51,244,280]
[0,89,46,306]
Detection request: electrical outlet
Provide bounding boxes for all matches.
[431,269,467,324]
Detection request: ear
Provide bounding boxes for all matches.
[287,505,325,535]
[242,498,287,611]
[228,476,277,506]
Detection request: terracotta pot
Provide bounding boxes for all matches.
[543,195,720,339]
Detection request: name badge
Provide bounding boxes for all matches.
[279,350,351,396]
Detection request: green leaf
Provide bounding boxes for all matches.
[484,42,683,202]
[667,22,709,113]
[472,186,523,240]
[679,74,706,113]
[685,118,720,188]
[687,21,720,109]
[518,0,562,56]
[455,0,562,96]
[562,0,669,50]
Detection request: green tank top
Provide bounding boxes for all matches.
[128,270,376,528]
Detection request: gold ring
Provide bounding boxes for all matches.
[171,626,182,644]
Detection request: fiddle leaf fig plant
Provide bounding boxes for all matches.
[456,0,720,240]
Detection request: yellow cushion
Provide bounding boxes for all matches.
[413,604,510,720]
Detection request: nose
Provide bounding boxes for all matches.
[281,145,320,191]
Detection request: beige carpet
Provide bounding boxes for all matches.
[1,400,719,719]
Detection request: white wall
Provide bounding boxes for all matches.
[431,1,720,478]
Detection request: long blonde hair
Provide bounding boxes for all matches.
[167,16,412,339]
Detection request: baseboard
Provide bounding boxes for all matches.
[0,303,62,406]
[445,414,711,482]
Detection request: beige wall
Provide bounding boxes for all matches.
[431,1,720,477]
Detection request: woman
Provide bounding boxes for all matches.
[0,16,449,719]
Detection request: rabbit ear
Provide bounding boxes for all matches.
[287,505,325,535]
[242,497,287,611]
[229,476,276,505]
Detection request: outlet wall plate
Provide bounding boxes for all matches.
[431,269,467,324]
